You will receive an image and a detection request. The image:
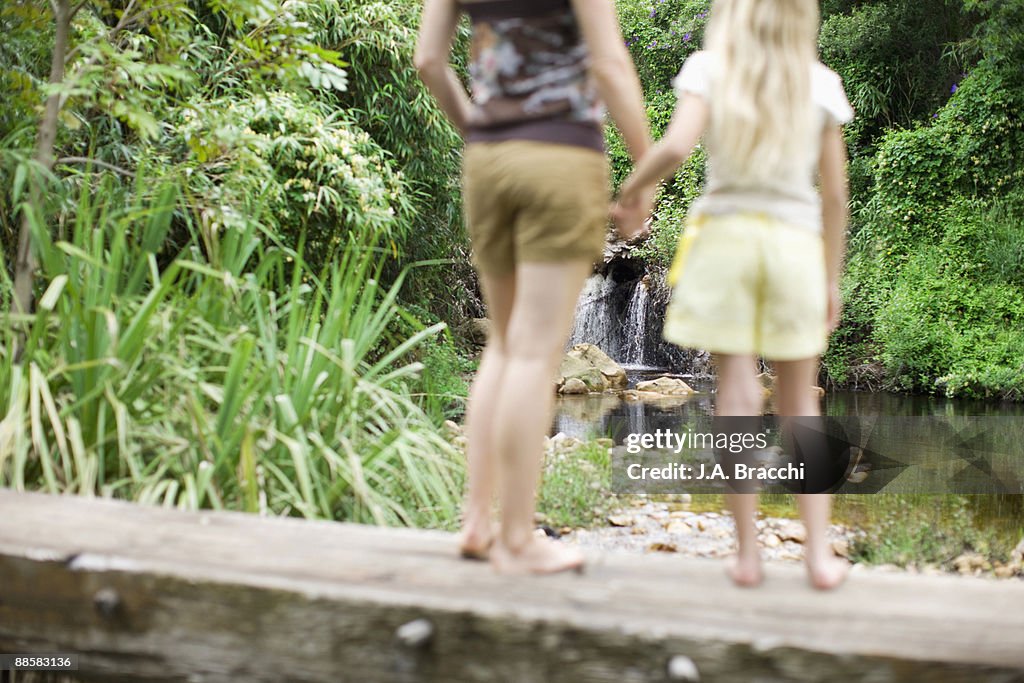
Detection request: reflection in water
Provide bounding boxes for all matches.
[551,374,1024,537]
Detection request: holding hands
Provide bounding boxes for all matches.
[611,182,656,243]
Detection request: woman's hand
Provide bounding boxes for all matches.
[611,184,655,242]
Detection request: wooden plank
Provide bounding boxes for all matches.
[1,490,1022,683]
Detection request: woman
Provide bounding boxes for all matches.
[415,0,651,574]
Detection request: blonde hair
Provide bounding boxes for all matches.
[705,0,820,184]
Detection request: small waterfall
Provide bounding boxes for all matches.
[621,280,650,367]
[567,262,711,375]
[568,274,622,358]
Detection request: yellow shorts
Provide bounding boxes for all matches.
[662,213,828,361]
[462,141,610,275]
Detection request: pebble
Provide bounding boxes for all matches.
[564,501,857,566]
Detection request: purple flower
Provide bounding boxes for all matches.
[650,8,656,17]
[951,83,958,94]
[683,32,692,41]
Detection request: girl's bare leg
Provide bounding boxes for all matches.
[774,358,849,590]
[490,260,592,574]
[460,270,517,558]
[715,354,764,587]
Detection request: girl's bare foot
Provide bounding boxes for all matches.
[490,536,585,575]
[726,552,763,588]
[806,555,849,590]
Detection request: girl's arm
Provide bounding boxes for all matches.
[571,0,650,163]
[613,94,709,231]
[818,124,849,331]
[414,0,474,134]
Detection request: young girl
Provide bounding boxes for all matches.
[614,0,853,589]
[416,0,652,574]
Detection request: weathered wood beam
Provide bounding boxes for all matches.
[0,491,1022,683]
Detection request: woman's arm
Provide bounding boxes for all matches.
[414,0,473,133]
[571,0,650,162]
[572,0,654,240]
[818,124,849,331]
[613,94,709,227]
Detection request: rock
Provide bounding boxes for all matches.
[395,618,434,649]
[777,521,806,544]
[953,552,989,575]
[442,420,462,439]
[666,655,700,682]
[559,378,589,395]
[846,467,869,484]
[763,533,782,548]
[811,385,826,398]
[831,539,850,558]
[666,521,693,535]
[1011,538,1024,565]
[647,541,678,553]
[557,354,607,393]
[464,318,490,345]
[568,343,627,389]
[635,376,697,396]
[607,515,634,527]
[595,437,615,449]
[994,564,1017,579]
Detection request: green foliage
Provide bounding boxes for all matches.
[849,496,1011,569]
[175,91,411,271]
[0,173,462,527]
[827,42,1024,398]
[304,0,477,320]
[618,0,710,94]
[537,441,613,530]
[818,0,975,152]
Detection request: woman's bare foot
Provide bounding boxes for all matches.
[490,536,585,575]
[726,552,763,588]
[806,554,849,590]
[458,520,495,561]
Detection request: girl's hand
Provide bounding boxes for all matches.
[827,281,842,332]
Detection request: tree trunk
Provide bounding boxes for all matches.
[12,0,71,317]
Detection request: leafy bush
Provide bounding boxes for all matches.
[818,0,975,152]
[175,91,412,272]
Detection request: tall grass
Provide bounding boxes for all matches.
[0,173,462,528]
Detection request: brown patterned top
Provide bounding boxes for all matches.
[459,0,605,151]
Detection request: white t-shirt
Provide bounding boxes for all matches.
[672,51,854,232]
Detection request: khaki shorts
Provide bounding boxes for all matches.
[663,213,828,361]
[462,141,610,275]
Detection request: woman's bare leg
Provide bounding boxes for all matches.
[715,354,764,587]
[490,260,592,574]
[774,358,849,590]
[460,270,517,558]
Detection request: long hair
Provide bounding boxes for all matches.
[705,0,820,184]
